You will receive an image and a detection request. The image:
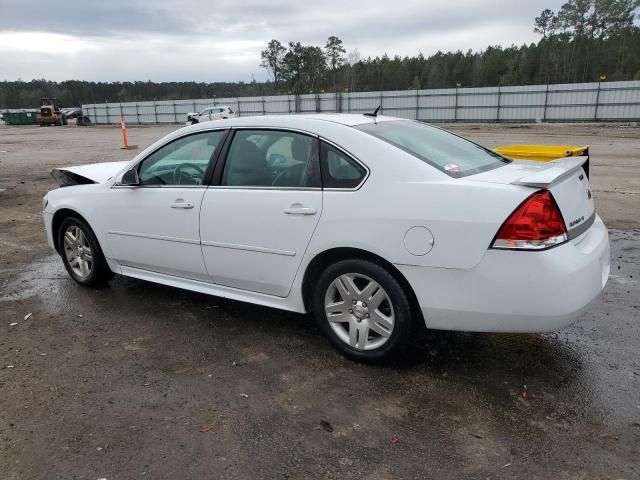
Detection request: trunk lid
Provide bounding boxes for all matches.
[470,157,595,239]
[52,161,129,186]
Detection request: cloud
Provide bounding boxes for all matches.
[0,0,565,81]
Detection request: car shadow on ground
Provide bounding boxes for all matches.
[109,271,585,392]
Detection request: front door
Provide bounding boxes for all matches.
[102,130,226,280]
[200,129,322,297]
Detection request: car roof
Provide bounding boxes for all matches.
[189,113,399,130]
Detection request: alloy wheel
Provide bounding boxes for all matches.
[324,273,395,350]
[63,225,93,279]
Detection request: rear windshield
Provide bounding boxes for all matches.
[355,120,509,178]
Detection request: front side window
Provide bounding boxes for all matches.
[355,120,509,178]
[320,141,366,189]
[222,130,318,188]
[138,131,225,186]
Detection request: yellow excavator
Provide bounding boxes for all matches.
[37,98,67,126]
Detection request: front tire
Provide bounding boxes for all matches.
[312,259,414,362]
[58,217,113,287]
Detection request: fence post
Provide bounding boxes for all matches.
[105,101,110,124]
[594,81,602,122]
[119,103,123,123]
[415,89,419,121]
[496,85,501,122]
[262,97,266,115]
[237,99,241,117]
[172,100,177,123]
[379,91,383,113]
[135,103,140,125]
[542,84,549,122]
[348,92,351,113]
[153,101,158,124]
[454,87,458,122]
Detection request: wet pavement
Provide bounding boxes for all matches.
[1,230,639,479]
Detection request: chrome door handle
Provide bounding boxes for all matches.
[284,206,317,215]
[170,202,194,209]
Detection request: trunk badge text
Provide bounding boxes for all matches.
[569,215,585,228]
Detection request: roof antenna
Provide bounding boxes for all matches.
[363,105,381,118]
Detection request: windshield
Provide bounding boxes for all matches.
[355,120,509,178]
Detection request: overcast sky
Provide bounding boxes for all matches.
[0,0,565,82]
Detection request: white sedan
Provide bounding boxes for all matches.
[43,114,610,362]
[186,106,235,125]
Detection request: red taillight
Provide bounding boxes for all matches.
[492,190,567,250]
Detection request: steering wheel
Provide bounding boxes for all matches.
[173,162,206,185]
[272,163,306,187]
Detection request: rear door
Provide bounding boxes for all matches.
[199,128,322,297]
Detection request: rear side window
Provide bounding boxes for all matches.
[355,120,509,178]
[320,141,366,189]
[222,130,319,188]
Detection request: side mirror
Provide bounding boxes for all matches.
[120,168,140,186]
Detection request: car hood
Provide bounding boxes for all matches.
[52,161,129,186]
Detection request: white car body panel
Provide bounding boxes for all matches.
[43,114,610,333]
[102,187,210,281]
[398,215,610,331]
[54,161,129,183]
[199,188,323,297]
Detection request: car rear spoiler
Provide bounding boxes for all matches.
[510,156,589,188]
[495,145,590,179]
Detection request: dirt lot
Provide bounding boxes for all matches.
[1,122,639,479]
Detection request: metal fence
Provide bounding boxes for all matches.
[82,80,640,125]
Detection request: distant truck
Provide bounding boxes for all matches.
[37,98,67,126]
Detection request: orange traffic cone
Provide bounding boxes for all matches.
[120,116,138,150]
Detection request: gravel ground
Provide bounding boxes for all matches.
[0,122,639,479]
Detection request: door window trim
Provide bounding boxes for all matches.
[318,137,370,191]
[209,127,322,190]
[112,129,230,189]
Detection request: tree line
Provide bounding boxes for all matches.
[1,0,638,109]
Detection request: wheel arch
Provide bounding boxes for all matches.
[51,208,94,253]
[301,247,424,325]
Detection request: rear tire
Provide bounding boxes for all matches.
[312,259,414,363]
[57,217,113,287]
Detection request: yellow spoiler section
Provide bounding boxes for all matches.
[494,145,589,162]
[495,145,590,177]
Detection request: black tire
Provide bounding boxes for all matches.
[57,216,113,287]
[312,259,414,363]
[190,118,199,125]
